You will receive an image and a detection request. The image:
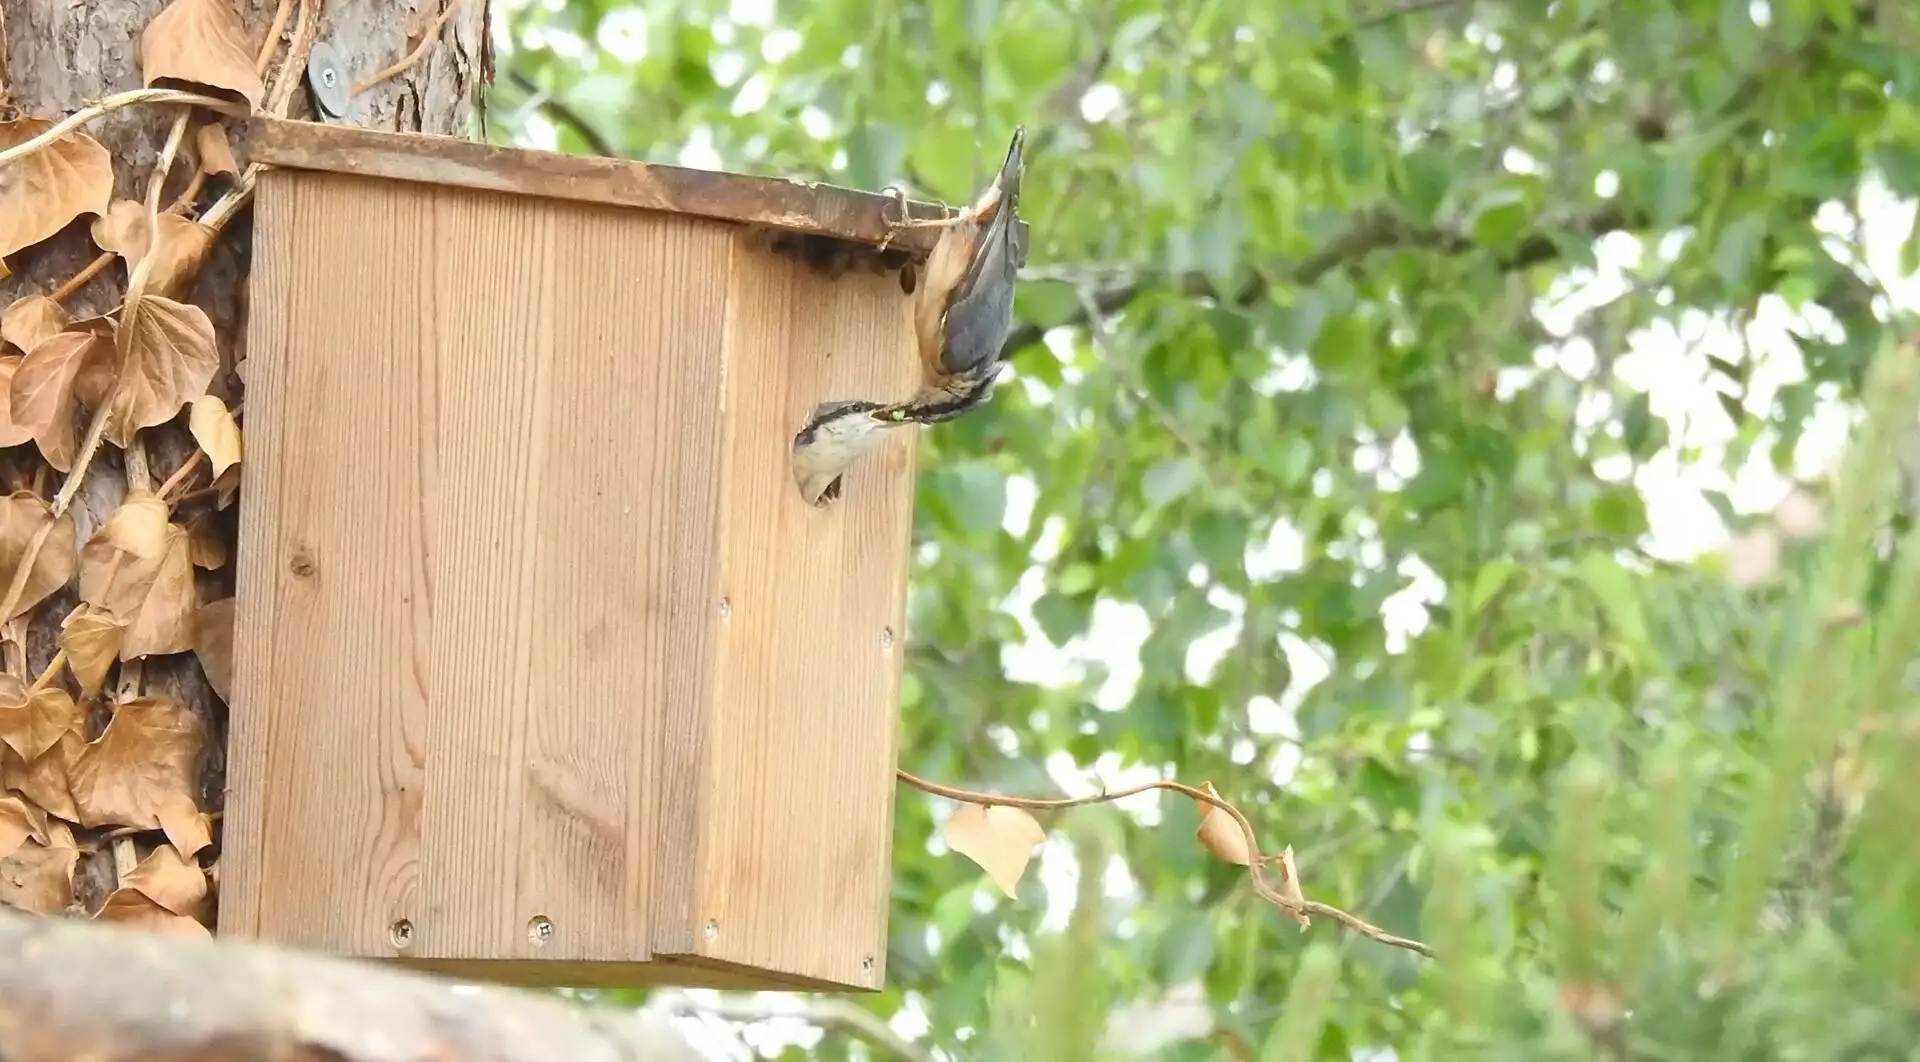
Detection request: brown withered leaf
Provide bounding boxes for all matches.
[158,792,211,858]
[0,358,32,448]
[1272,845,1309,930]
[0,676,80,761]
[1193,781,1250,866]
[12,327,115,472]
[943,803,1046,899]
[67,697,204,830]
[105,842,207,916]
[1,295,70,355]
[106,294,219,448]
[0,491,79,621]
[194,596,233,704]
[0,793,49,858]
[185,510,227,569]
[3,734,84,823]
[80,522,196,659]
[140,0,264,110]
[0,840,78,914]
[0,119,113,259]
[61,607,127,696]
[103,489,171,561]
[189,394,242,479]
[92,201,217,301]
[96,892,213,936]
[195,120,239,175]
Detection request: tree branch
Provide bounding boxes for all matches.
[0,910,703,1061]
[1007,203,1635,357]
[505,71,618,158]
[897,769,1434,957]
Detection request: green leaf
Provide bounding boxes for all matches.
[1142,457,1204,509]
[1033,591,1094,646]
[1574,551,1651,655]
[1467,186,1531,251]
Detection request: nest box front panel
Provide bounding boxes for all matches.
[226,169,731,969]
[647,239,918,988]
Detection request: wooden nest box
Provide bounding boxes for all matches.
[219,119,994,990]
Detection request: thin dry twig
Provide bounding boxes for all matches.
[895,769,1434,956]
[157,451,203,501]
[254,0,297,76]
[354,0,463,96]
[147,108,192,224]
[0,89,249,170]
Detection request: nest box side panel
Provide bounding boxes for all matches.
[225,168,732,973]
[650,235,917,988]
[223,169,440,953]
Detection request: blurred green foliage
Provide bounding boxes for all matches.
[495,0,1920,1056]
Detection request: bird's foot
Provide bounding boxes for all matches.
[876,187,968,252]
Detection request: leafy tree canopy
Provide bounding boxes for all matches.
[497,0,1920,1056]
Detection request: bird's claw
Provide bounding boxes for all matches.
[876,186,911,253]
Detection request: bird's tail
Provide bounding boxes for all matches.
[995,126,1026,209]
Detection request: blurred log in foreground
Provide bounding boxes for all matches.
[0,910,706,1061]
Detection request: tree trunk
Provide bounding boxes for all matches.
[0,0,489,920]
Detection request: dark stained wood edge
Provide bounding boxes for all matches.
[391,953,869,992]
[240,116,1027,259]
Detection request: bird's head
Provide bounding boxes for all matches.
[791,399,901,506]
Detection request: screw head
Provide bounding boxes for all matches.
[389,918,414,948]
[527,914,554,946]
[320,67,338,88]
[702,919,718,941]
[879,626,894,650]
[718,598,731,620]
[861,955,875,973]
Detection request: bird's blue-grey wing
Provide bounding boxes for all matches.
[937,206,1020,376]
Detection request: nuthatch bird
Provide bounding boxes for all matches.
[790,399,901,506]
[788,127,1027,507]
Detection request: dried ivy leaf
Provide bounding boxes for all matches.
[1193,781,1250,866]
[79,523,196,659]
[103,490,171,561]
[1273,845,1309,930]
[95,892,213,936]
[61,607,128,696]
[0,295,70,355]
[194,596,233,705]
[140,0,264,110]
[93,201,217,302]
[0,358,32,448]
[106,294,219,448]
[0,119,113,259]
[0,794,49,859]
[3,732,83,822]
[67,696,204,830]
[195,121,239,175]
[104,842,207,916]
[0,675,80,761]
[0,840,78,914]
[12,328,115,472]
[943,803,1046,898]
[185,510,227,569]
[158,793,212,858]
[189,394,242,479]
[0,491,79,621]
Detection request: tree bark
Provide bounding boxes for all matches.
[0,908,705,1061]
[0,0,489,916]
